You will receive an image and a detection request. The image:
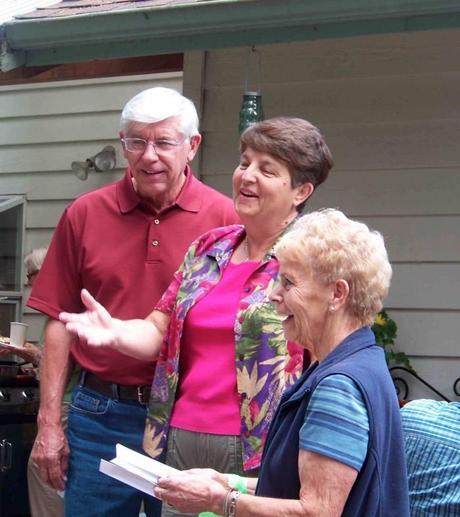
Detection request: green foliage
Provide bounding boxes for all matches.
[372,310,415,372]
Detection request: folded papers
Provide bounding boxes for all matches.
[99,443,179,498]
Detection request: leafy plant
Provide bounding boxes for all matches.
[372,310,415,372]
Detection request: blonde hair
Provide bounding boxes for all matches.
[275,209,392,326]
[24,247,48,275]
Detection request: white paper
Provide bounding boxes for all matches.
[99,444,179,498]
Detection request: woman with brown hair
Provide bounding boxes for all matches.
[60,117,334,515]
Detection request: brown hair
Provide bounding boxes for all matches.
[240,117,333,212]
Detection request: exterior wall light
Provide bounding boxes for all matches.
[71,145,116,181]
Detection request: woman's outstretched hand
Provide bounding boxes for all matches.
[60,289,166,360]
[59,289,120,347]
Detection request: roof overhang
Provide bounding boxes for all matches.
[2,0,460,71]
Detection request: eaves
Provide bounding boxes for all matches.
[1,0,460,71]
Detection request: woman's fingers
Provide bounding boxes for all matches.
[81,289,112,327]
[154,474,224,514]
[59,308,93,326]
[59,289,116,346]
[80,288,98,311]
[60,290,110,326]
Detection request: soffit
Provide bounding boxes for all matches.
[1,0,460,71]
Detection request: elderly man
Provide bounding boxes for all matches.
[28,87,238,517]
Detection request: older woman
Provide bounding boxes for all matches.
[0,248,48,365]
[60,118,334,491]
[152,210,410,517]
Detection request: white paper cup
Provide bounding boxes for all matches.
[9,322,28,347]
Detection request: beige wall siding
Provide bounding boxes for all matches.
[184,29,460,401]
[2,28,458,399]
[0,72,182,341]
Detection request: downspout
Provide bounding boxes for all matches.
[0,26,25,72]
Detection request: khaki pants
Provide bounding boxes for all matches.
[27,403,69,517]
[162,427,251,517]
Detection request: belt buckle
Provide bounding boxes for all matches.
[137,386,146,404]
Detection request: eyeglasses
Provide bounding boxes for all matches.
[121,137,187,154]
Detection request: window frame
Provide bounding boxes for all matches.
[0,195,26,330]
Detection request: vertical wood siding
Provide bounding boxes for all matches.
[184,29,460,401]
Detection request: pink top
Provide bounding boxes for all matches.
[170,260,260,435]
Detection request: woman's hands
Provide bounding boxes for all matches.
[59,289,121,348]
[155,470,228,515]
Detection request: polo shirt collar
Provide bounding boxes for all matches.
[117,168,141,214]
[117,165,200,214]
[174,165,201,213]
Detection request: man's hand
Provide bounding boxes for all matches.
[60,289,120,347]
[31,423,70,490]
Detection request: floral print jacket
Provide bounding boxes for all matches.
[143,224,303,471]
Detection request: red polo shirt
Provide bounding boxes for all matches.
[28,167,238,385]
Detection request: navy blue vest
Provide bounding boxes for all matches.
[256,327,410,517]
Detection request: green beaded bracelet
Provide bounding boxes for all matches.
[226,474,248,494]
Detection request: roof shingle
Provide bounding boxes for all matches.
[15,0,208,20]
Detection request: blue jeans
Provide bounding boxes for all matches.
[65,384,162,517]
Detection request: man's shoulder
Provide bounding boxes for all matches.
[186,173,238,224]
[191,175,233,204]
[402,399,460,420]
[65,178,120,214]
[74,178,119,204]
[402,400,460,453]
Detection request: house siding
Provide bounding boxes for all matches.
[184,29,460,401]
[0,71,183,341]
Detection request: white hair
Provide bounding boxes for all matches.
[275,209,392,326]
[120,87,199,137]
[24,247,48,275]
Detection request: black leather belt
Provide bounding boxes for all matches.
[80,370,151,405]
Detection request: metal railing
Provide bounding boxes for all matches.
[389,366,460,402]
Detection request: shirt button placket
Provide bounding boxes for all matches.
[148,217,161,260]
[152,218,160,246]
